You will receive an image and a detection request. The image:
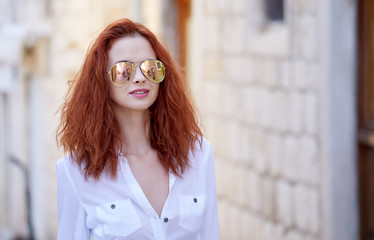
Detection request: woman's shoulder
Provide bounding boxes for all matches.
[193,137,212,155]
[189,137,213,166]
[57,154,75,168]
[56,154,85,178]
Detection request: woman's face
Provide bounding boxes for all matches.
[107,35,160,114]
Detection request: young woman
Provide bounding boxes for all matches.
[56,18,220,239]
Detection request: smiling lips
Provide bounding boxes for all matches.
[130,88,150,97]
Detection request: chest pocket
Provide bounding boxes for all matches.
[179,194,207,232]
[95,199,141,237]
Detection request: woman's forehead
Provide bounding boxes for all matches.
[108,35,156,64]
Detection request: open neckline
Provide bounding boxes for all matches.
[120,155,176,219]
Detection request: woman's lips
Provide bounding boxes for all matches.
[130,88,150,97]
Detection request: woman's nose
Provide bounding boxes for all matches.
[132,66,146,84]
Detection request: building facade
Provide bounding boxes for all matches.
[0,0,358,239]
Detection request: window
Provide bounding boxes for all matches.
[265,0,284,21]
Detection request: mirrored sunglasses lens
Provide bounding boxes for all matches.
[141,60,165,83]
[110,62,134,85]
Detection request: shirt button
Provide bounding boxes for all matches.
[194,198,198,203]
[163,217,169,223]
[111,204,116,209]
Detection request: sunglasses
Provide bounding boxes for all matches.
[107,59,166,86]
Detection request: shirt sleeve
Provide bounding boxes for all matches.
[56,158,90,240]
[200,140,220,239]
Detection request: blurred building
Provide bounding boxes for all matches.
[0,0,371,240]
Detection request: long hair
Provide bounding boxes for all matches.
[57,18,202,180]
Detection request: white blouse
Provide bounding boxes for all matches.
[56,138,220,240]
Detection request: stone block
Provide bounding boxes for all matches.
[214,159,226,198]
[236,166,248,207]
[241,212,258,239]
[204,17,221,53]
[294,184,320,234]
[217,200,229,239]
[234,123,251,164]
[296,136,319,185]
[222,85,239,118]
[204,116,219,150]
[247,24,291,58]
[223,0,248,14]
[273,90,287,132]
[261,176,275,219]
[249,128,269,174]
[284,230,306,240]
[243,87,257,125]
[244,170,261,212]
[225,85,244,121]
[243,128,254,166]
[227,165,246,205]
[221,204,244,240]
[281,60,292,88]
[205,0,225,15]
[202,55,224,80]
[292,16,318,61]
[251,58,279,87]
[251,86,264,126]
[220,120,240,161]
[276,180,294,227]
[255,87,267,128]
[304,92,318,135]
[263,221,284,240]
[215,118,229,157]
[262,88,274,129]
[222,55,254,83]
[0,65,13,93]
[293,61,319,90]
[268,132,283,177]
[285,90,303,134]
[250,214,264,240]
[238,86,252,123]
[291,0,318,15]
[247,86,261,125]
[246,0,266,28]
[222,16,246,54]
[282,135,298,181]
[238,211,251,240]
[230,206,244,240]
[202,81,224,115]
[304,235,318,240]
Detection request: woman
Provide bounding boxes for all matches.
[56,18,220,239]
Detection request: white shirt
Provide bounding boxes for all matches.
[56,138,220,240]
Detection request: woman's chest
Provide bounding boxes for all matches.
[79,167,208,240]
[128,157,169,217]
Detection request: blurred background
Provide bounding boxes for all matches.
[0,0,372,239]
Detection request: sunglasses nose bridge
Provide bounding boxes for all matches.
[132,64,146,84]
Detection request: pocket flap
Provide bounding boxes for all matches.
[179,194,207,232]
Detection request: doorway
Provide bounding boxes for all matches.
[176,0,191,78]
[357,0,374,239]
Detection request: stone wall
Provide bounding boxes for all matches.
[193,0,323,239]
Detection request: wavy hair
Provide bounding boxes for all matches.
[57,18,202,180]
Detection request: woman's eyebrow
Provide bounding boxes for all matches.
[113,59,130,64]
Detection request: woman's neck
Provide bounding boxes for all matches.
[114,107,152,155]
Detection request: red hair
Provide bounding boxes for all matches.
[57,18,202,180]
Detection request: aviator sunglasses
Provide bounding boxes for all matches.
[107,59,166,86]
